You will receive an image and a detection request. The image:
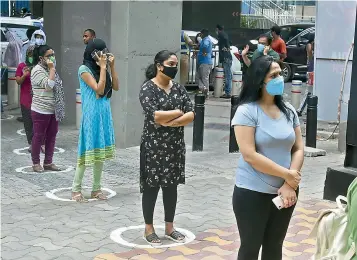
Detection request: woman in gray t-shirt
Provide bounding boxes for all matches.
[231,55,304,260]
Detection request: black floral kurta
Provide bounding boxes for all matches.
[139,80,194,193]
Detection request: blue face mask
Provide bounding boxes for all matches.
[265,76,284,96]
[257,43,265,53]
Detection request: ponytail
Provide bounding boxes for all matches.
[145,63,157,81]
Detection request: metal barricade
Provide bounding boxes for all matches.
[185,49,220,87]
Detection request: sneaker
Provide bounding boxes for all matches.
[220,94,231,99]
[32,164,44,173]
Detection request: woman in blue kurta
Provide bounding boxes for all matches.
[71,39,119,202]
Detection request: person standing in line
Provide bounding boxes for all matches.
[271,25,287,61]
[139,50,195,246]
[231,55,304,259]
[15,45,36,153]
[216,24,233,99]
[83,29,96,45]
[30,45,65,172]
[3,30,23,68]
[21,28,36,63]
[197,29,213,99]
[71,39,119,202]
[180,30,195,86]
[241,35,280,67]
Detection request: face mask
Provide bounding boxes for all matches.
[49,56,56,67]
[161,65,178,79]
[35,38,44,45]
[257,44,265,53]
[27,57,33,64]
[197,37,202,44]
[265,76,284,96]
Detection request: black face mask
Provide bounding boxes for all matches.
[161,65,178,79]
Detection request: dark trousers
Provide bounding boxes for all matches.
[21,105,33,144]
[31,111,58,165]
[142,184,178,225]
[232,186,297,260]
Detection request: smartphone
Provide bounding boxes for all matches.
[272,195,284,210]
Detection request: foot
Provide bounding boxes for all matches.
[91,190,107,200]
[220,93,231,99]
[143,230,162,246]
[41,145,45,154]
[32,164,44,173]
[71,192,88,202]
[165,230,186,243]
[43,164,62,171]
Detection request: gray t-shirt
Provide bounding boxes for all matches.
[231,102,300,194]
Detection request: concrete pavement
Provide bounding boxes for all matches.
[1,88,345,259]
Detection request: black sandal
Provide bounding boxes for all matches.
[165,230,186,243]
[143,232,162,246]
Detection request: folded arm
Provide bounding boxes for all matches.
[31,67,56,91]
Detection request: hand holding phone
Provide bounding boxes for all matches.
[272,195,284,210]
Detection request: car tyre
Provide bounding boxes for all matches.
[282,63,292,82]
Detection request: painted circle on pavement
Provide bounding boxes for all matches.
[110,225,196,249]
[1,115,14,120]
[16,129,26,136]
[13,147,65,155]
[45,187,116,202]
[15,165,74,174]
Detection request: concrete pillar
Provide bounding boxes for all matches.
[43,1,182,148]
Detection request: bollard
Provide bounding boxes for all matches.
[306,95,318,148]
[192,93,205,152]
[7,67,19,109]
[213,67,224,98]
[229,96,240,153]
[291,80,302,110]
[231,71,242,96]
[76,89,82,130]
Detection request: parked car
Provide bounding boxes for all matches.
[1,17,42,63]
[184,30,241,87]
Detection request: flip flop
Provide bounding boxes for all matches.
[165,230,186,243]
[143,232,162,246]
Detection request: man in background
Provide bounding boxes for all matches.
[83,29,96,45]
[180,30,195,86]
[197,29,213,99]
[271,25,287,60]
[241,35,280,67]
[216,24,232,98]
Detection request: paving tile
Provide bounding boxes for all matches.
[168,246,200,255]
[204,229,234,237]
[203,236,233,246]
[94,254,125,260]
[115,249,148,259]
[202,246,233,256]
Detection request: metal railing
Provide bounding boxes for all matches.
[185,49,220,86]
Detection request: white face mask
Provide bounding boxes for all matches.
[35,38,44,45]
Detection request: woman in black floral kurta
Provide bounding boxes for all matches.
[139,50,195,246]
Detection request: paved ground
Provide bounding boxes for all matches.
[1,84,345,260]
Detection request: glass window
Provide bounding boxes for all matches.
[1,31,6,42]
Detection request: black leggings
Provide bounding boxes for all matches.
[21,105,33,144]
[232,186,297,260]
[142,184,178,225]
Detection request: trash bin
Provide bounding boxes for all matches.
[7,67,19,109]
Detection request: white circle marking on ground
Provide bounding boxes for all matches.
[1,115,14,120]
[45,187,116,202]
[16,129,26,136]
[15,165,74,174]
[13,147,65,155]
[110,225,196,249]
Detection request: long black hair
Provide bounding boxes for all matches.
[145,50,177,81]
[239,55,294,121]
[33,44,52,65]
[83,38,112,98]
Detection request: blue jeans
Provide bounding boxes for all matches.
[223,59,232,95]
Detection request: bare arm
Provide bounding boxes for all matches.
[111,66,119,91]
[290,126,304,171]
[242,54,251,67]
[81,67,106,95]
[16,74,27,85]
[163,111,195,127]
[306,44,313,60]
[154,110,184,124]
[234,125,291,179]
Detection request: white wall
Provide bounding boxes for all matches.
[314,0,357,122]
